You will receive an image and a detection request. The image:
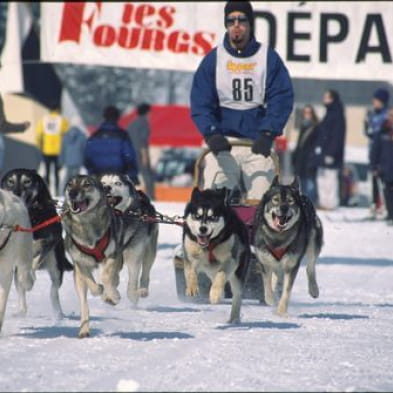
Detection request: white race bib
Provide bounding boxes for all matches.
[43,115,62,135]
[216,43,268,110]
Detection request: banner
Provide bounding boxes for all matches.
[40,2,393,81]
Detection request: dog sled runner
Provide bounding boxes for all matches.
[173,140,280,303]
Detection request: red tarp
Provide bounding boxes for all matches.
[118,105,203,147]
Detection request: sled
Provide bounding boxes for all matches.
[173,140,280,304]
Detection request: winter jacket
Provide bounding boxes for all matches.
[314,99,346,169]
[35,111,69,156]
[190,33,294,140]
[84,121,138,183]
[364,107,389,140]
[370,119,393,183]
[292,121,319,178]
[59,126,87,168]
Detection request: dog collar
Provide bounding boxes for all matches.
[72,229,110,263]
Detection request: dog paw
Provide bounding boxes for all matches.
[308,282,319,298]
[138,288,149,298]
[185,286,199,297]
[78,330,90,339]
[228,316,241,324]
[127,289,139,306]
[264,293,275,306]
[91,284,104,297]
[275,307,289,318]
[102,289,121,305]
[209,287,223,304]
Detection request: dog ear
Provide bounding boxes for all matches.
[271,175,280,187]
[290,176,300,191]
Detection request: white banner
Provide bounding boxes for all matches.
[40,2,393,81]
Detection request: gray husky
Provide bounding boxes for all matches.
[253,176,323,316]
[99,173,158,306]
[62,175,124,338]
[183,187,251,323]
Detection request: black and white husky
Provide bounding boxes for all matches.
[0,189,34,333]
[99,173,158,306]
[182,187,251,323]
[253,176,323,316]
[1,169,73,319]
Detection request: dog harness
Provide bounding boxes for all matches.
[267,245,288,261]
[0,229,13,251]
[72,229,111,263]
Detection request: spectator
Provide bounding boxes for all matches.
[59,115,87,191]
[35,101,69,195]
[84,105,138,183]
[190,1,294,201]
[127,103,155,199]
[370,107,393,225]
[0,93,30,172]
[292,105,319,204]
[314,90,346,210]
[364,88,390,218]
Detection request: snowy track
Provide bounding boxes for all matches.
[1,203,392,392]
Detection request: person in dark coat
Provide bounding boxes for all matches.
[292,104,319,204]
[314,89,346,210]
[84,106,138,183]
[127,103,155,199]
[59,115,87,191]
[370,107,393,225]
[364,88,390,217]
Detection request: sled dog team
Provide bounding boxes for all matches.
[0,169,322,338]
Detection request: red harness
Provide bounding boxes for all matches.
[72,229,111,263]
[207,243,216,263]
[267,245,288,261]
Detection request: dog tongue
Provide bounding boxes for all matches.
[273,215,285,229]
[197,235,210,247]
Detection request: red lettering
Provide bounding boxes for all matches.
[135,4,155,27]
[157,6,175,29]
[59,2,101,43]
[192,32,216,55]
[122,3,134,24]
[118,26,141,49]
[141,29,165,51]
[168,31,190,53]
[93,25,116,47]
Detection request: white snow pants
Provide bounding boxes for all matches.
[317,167,339,210]
[202,137,276,200]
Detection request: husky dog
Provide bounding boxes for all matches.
[183,187,251,323]
[62,175,125,337]
[99,173,158,306]
[1,169,73,319]
[0,189,34,333]
[253,176,323,316]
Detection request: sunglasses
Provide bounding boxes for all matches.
[226,15,249,26]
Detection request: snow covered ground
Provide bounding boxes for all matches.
[1,203,392,392]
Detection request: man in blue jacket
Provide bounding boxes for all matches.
[190,0,294,200]
[84,106,138,184]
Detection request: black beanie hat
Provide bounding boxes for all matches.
[224,1,254,33]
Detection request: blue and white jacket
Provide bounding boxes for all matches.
[190,33,294,140]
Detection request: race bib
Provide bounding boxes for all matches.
[216,43,268,110]
[43,115,62,135]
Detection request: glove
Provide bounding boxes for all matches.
[252,132,274,157]
[324,155,334,166]
[205,134,232,156]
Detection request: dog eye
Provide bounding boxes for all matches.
[209,216,219,222]
[23,179,32,186]
[287,197,295,204]
[84,182,91,188]
[192,213,202,220]
[6,178,14,186]
[272,195,280,204]
[115,181,122,186]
